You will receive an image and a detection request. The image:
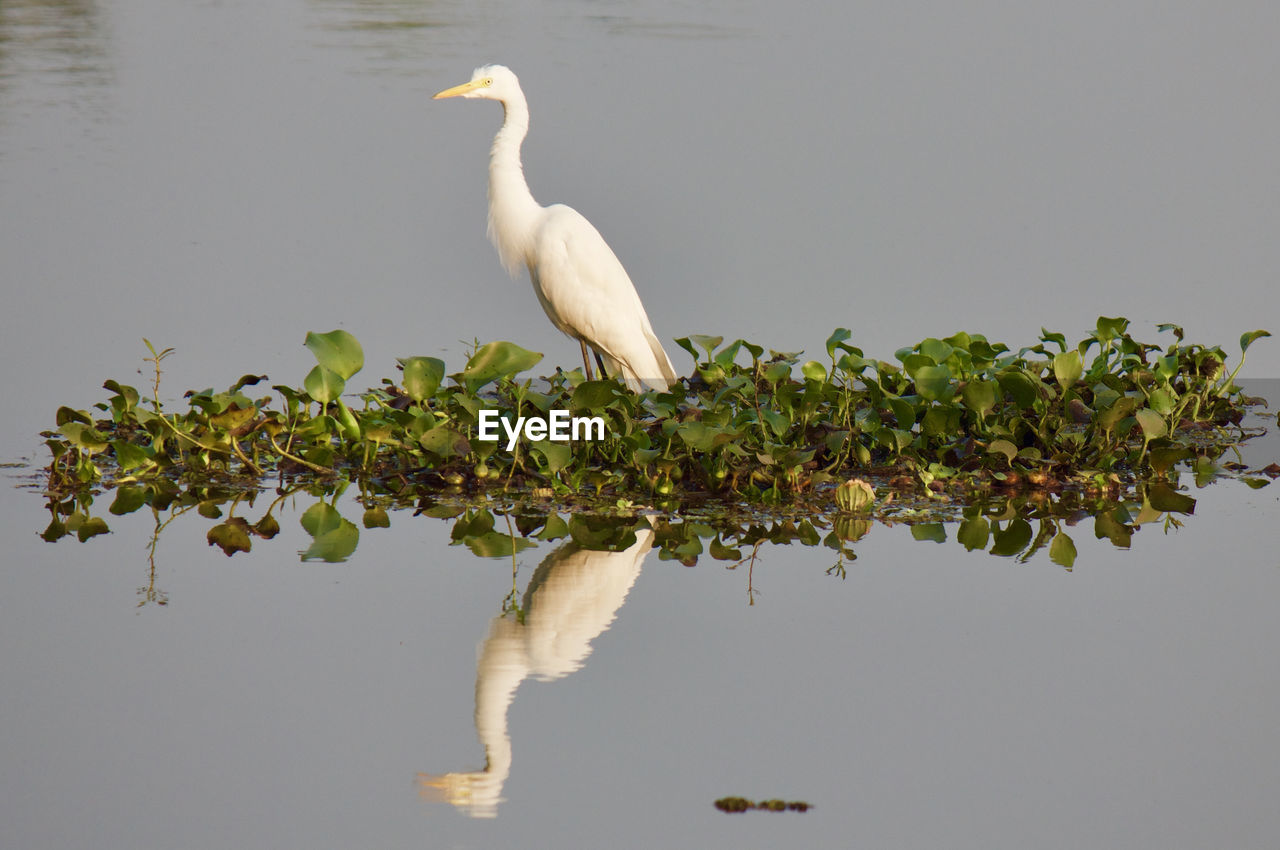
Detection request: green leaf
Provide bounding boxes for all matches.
[571,380,624,410]
[531,440,572,473]
[535,513,570,541]
[801,360,828,382]
[1134,408,1167,441]
[1239,329,1271,353]
[913,365,954,402]
[209,403,257,432]
[75,516,110,541]
[363,507,391,528]
[1052,351,1082,387]
[59,422,109,453]
[401,356,446,402]
[917,338,954,365]
[684,335,724,362]
[459,341,543,387]
[304,330,364,380]
[109,485,148,516]
[957,516,990,551]
[111,440,154,471]
[1049,531,1077,568]
[989,518,1033,557]
[987,439,1018,465]
[998,371,1038,409]
[208,520,252,556]
[961,380,998,417]
[304,365,345,404]
[419,427,470,459]
[464,531,537,558]
[1146,483,1196,515]
[910,523,946,543]
[825,328,853,359]
[1094,512,1132,548]
[299,502,359,562]
[1096,316,1129,341]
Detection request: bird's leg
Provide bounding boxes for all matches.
[580,339,595,380]
[593,350,607,379]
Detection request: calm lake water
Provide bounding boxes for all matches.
[2,1,1279,848]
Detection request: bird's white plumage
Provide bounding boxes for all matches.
[434,65,679,391]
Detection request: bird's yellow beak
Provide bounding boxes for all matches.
[433,79,486,99]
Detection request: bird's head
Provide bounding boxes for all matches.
[433,65,521,102]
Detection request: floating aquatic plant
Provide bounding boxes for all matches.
[39,317,1270,518]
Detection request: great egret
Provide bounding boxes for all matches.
[434,65,679,391]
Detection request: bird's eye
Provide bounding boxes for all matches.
[484,78,493,86]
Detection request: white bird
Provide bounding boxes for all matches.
[434,65,679,391]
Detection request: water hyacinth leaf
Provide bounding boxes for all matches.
[299,502,359,562]
[56,406,94,426]
[571,380,624,410]
[825,328,853,359]
[1049,531,1077,568]
[801,360,827,383]
[918,338,954,365]
[761,409,790,438]
[1239,329,1271,353]
[675,335,723,364]
[1134,408,1167,441]
[962,380,998,417]
[834,478,874,512]
[60,422,109,453]
[889,398,916,430]
[901,352,935,376]
[532,440,572,473]
[255,514,281,538]
[921,406,960,437]
[74,516,109,541]
[677,422,739,452]
[1148,446,1191,477]
[419,426,470,459]
[401,356,445,402]
[459,341,542,387]
[304,330,364,380]
[911,523,946,543]
[912,365,954,402]
[1040,329,1067,351]
[110,440,153,471]
[998,371,1038,409]
[1052,351,1082,387]
[464,531,536,558]
[535,512,569,541]
[1097,395,1138,431]
[1094,512,1132,548]
[363,507,391,529]
[957,516,990,551]
[987,439,1018,465]
[208,520,252,556]
[1147,388,1176,416]
[210,403,257,432]
[304,365,345,404]
[989,518,1033,556]
[1096,316,1129,341]
[109,484,148,515]
[568,515,638,551]
[1146,483,1196,515]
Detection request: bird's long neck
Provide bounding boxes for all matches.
[487,93,542,277]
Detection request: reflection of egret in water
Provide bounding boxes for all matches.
[418,520,655,818]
